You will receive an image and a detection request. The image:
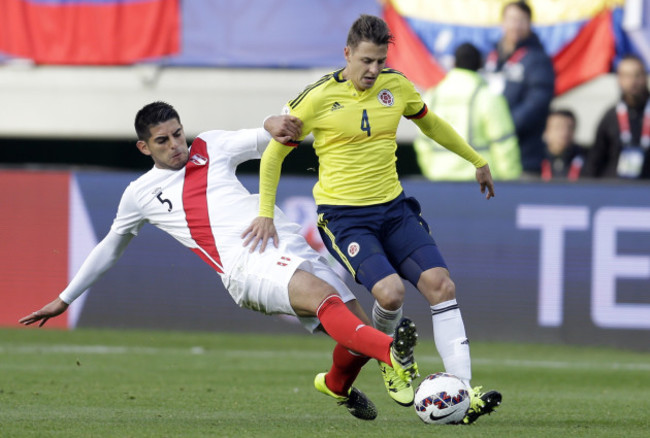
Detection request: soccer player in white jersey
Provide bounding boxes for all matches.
[19,101,419,420]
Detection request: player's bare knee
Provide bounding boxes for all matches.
[419,269,456,303]
[307,274,339,302]
[439,276,456,300]
[372,277,405,310]
[289,269,339,316]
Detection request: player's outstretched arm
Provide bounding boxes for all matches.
[18,230,134,327]
[243,138,294,253]
[476,164,495,200]
[241,216,278,253]
[19,297,69,327]
[263,115,302,144]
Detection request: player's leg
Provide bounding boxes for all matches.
[288,269,395,363]
[228,245,417,417]
[289,268,419,380]
[314,264,418,408]
[356,259,417,406]
[301,263,371,396]
[278,247,377,419]
[317,203,417,406]
[412,265,502,423]
[391,214,474,384]
[316,203,406,336]
[381,195,472,383]
[402,251,473,383]
[390,197,502,423]
[362,265,405,336]
[314,344,376,420]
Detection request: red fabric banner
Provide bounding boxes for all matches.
[383,2,446,90]
[0,0,180,65]
[0,171,70,328]
[553,10,615,95]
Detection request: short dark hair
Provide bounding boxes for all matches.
[503,1,532,20]
[454,43,482,72]
[346,14,394,49]
[549,108,576,125]
[134,101,180,141]
[618,53,647,72]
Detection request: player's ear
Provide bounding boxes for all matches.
[136,140,152,156]
[344,46,351,62]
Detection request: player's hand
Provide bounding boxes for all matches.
[19,297,69,327]
[476,164,495,200]
[264,115,302,144]
[241,216,279,253]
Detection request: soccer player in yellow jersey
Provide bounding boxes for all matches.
[244,15,501,424]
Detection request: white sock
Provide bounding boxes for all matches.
[372,301,402,336]
[431,299,472,386]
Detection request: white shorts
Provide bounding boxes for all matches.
[223,233,356,333]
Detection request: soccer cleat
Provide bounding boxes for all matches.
[378,360,414,406]
[314,373,378,420]
[462,386,502,425]
[390,317,420,382]
[379,317,420,406]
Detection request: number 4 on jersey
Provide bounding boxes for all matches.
[361,109,371,136]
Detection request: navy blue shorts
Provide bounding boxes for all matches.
[317,192,447,290]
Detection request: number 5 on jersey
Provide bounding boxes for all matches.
[361,109,371,136]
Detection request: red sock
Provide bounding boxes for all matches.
[325,344,371,396]
[316,295,392,364]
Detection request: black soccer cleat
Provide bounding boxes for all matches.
[462,388,502,424]
[314,373,378,420]
[390,317,419,380]
[340,387,378,421]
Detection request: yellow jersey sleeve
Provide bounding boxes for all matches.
[258,140,293,218]
[258,75,324,218]
[399,73,428,120]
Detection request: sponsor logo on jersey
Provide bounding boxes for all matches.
[347,242,360,257]
[190,154,208,165]
[377,89,394,107]
[331,101,344,111]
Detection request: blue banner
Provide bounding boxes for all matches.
[65,171,650,350]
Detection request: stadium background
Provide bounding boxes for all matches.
[1,0,649,351]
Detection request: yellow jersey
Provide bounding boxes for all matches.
[284,68,427,206]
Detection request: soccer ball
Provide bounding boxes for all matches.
[414,372,470,425]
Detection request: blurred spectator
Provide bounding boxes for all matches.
[414,43,521,180]
[484,0,555,179]
[582,54,650,180]
[541,109,586,181]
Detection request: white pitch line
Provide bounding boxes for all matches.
[471,357,650,372]
[1,345,649,371]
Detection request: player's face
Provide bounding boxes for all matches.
[343,41,388,91]
[137,118,189,170]
[502,5,531,46]
[544,114,575,155]
[617,58,648,102]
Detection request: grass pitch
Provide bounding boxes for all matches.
[1,327,649,438]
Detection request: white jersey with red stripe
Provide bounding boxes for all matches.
[110,128,302,278]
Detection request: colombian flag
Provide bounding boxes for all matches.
[0,0,180,65]
[384,0,629,95]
